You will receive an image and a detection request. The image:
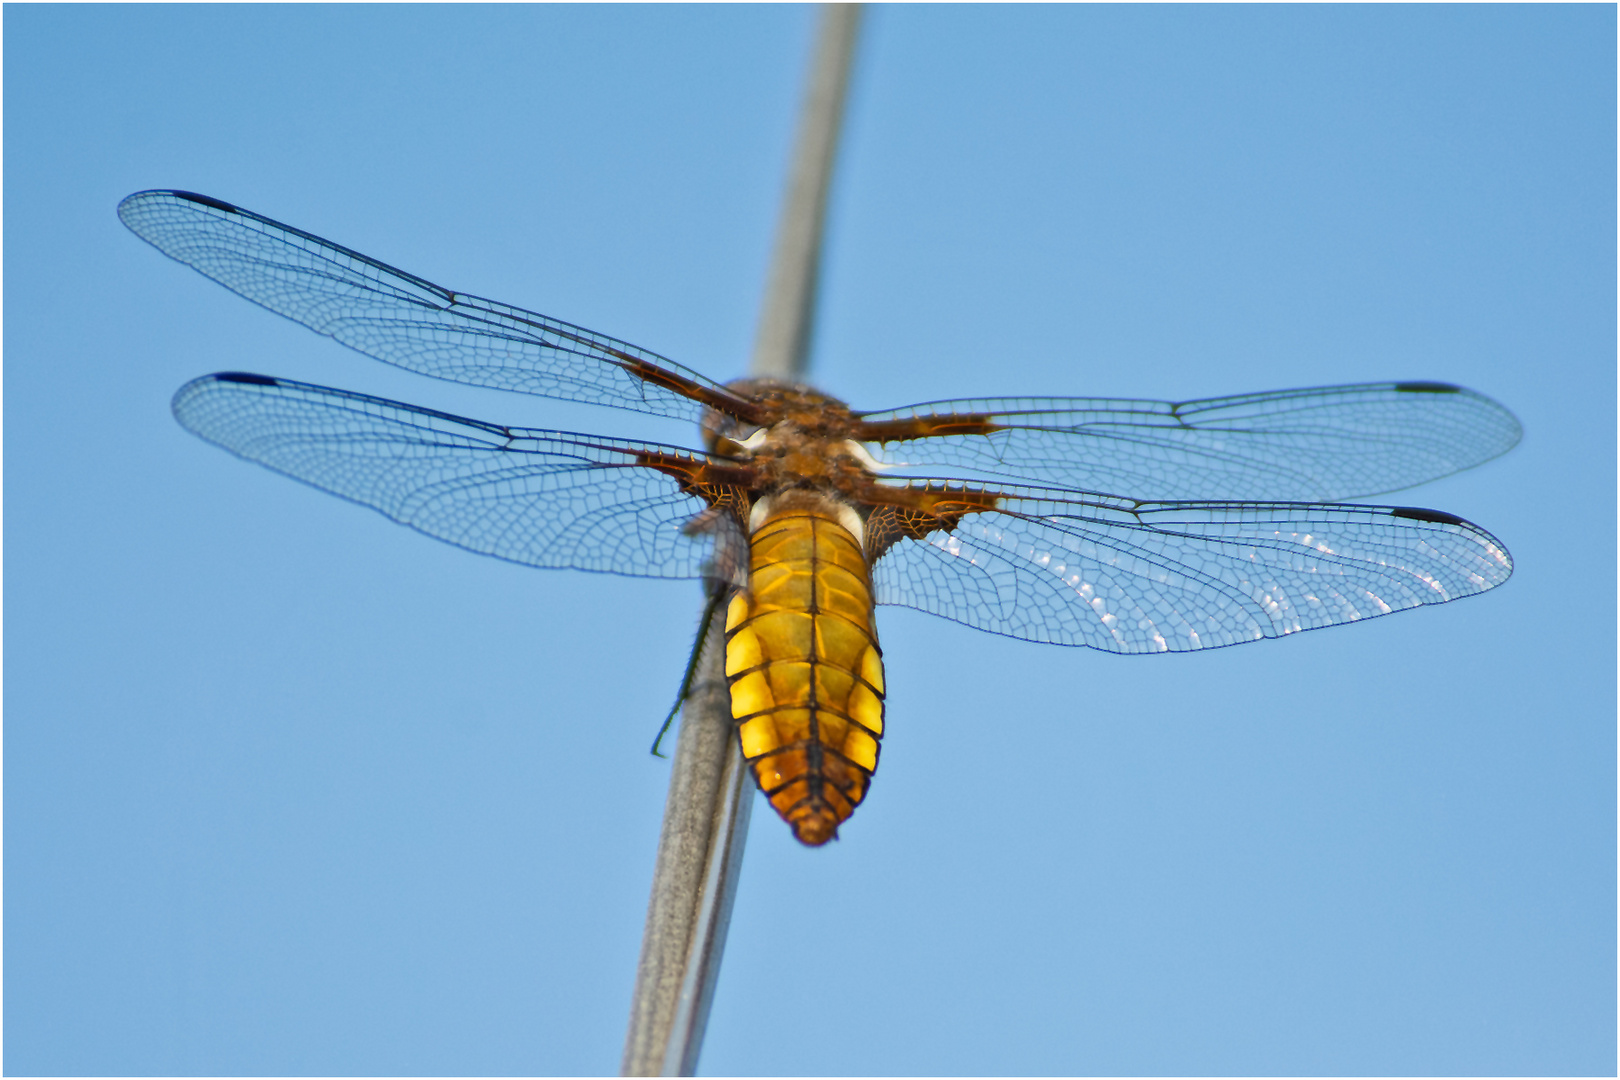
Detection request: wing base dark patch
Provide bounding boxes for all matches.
[863,484,1004,559]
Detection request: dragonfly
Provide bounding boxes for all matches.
[120,189,1519,846]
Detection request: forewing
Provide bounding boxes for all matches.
[856,382,1521,501]
[122,190,756,425]
[869,481,1513,654]
[172,373,745,580]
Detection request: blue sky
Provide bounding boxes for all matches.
[6,5,1613,1075]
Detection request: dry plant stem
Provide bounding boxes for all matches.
[620,613,741,1076]
[659,667,754,1077]
[621,5,862,1075]
[753,3,863,381]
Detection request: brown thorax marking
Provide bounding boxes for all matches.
[694,377,1004,553]
[704,379,872,503]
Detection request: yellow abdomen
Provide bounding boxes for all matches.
[725,505,886,846]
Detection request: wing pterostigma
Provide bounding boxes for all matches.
[172,372,743,579]
[174,374,1514,656]
[869,477,1513,654]
[857,382,1521,501]
[123,190,758,426]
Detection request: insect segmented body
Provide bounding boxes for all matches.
[725,498,884,845]
[120,189,1521,847]
[704,382,890,844]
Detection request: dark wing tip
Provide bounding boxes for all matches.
[1393,381,1462,394]
[168,190,240,213]
[1390,505,1468,526]
[212,371,280,386]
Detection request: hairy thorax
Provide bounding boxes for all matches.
[705,378,882,509]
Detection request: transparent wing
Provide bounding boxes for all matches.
[123,190,756,425]
[870,481,1513,654]
[172,373,742,579]
[857,382,1521,501]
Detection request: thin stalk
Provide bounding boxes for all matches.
[752,2,863,381]
[619,6,863,1076]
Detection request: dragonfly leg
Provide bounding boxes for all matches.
[650,584,732,758]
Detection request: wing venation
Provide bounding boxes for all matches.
[122,190,756,425]
[856,382,1521,501]
[172,373,744,580]
[869,478,1513,654]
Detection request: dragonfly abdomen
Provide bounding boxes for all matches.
[725,501,885,846]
